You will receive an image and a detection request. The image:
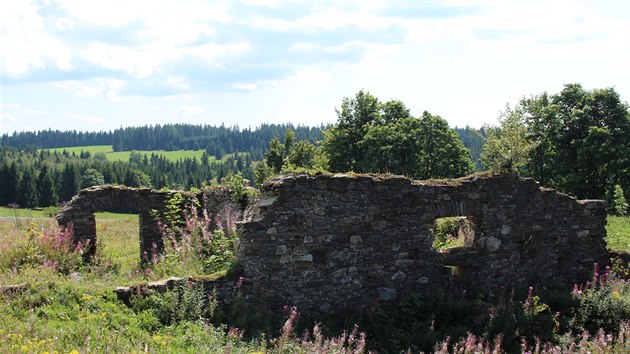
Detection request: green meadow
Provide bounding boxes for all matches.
[0,206,138,221]
[43,145,210,162]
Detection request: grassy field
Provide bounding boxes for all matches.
[0,206,138,221]
[43,145,211,162]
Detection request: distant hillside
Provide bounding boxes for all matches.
[1,123,326,161]
[2,123,485,167]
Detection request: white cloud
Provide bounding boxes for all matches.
[56,78,127,99]
[66,113,105,125]
[175,105,205,116]
[232,84,258,92]
[245,0,282,8]
[1,0,72,77]
[0,102,48,119]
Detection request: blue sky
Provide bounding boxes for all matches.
[2,0,629,134]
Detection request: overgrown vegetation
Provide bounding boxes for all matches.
[430,217,466,251]
[1,214,630,352]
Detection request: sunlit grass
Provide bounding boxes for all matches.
[606,215,630,254]
[42,144,212,162]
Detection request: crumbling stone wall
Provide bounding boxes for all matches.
[66,175,608,313]
[56,185,234,262]
[237,173,608,312]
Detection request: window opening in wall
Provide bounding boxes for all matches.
[430,216,476,252]
[95,209,140,274]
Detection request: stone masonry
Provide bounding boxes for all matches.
[56,185,235,262]
[59,174,609,313]
[236,173,608,312]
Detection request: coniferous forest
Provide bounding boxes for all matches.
[0,120,483,208]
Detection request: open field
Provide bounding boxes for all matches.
[0,206,138,221]
[43,145,211,162]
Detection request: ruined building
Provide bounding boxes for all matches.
[57,173,608,312]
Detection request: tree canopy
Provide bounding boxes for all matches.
[481,83,630,201]
[322,90,474,179]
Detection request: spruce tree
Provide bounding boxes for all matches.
[17,168,39,208]
[60,163,80,202]
[38,165,58,207]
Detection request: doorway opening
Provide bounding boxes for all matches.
[95,209,140,274]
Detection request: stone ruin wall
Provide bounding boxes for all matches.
[237,173,608,312]
[56,185,236,262]
[58,174,610,313]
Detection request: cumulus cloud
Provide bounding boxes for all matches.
[2,0,630,132]
[1,0,72,77]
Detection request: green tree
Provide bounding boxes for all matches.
[509,84,630,199]
[254,161,274,185]
[360,113,474,179]
[0,162,18,206]
[265,138,285,173]
[124,169,152,188]
[416,112,475,179]
[288,140,316,168]
[481,107,538,173]
[17,167,39,208]
[283,129,295,158]
[323,91,474,179]
[324,90,382,172]
[38,165,58,207]
[60,163,80,202]
[81,168,105,188]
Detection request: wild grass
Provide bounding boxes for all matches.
[0,214,629,352]
[606,215,630,253]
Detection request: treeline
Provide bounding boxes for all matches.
[1,123,326,161]
[1,123,484,166]
[0,146,253,208]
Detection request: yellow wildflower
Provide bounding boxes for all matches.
[612,290,622,299]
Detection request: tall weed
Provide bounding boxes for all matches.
[0,223,86,274]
